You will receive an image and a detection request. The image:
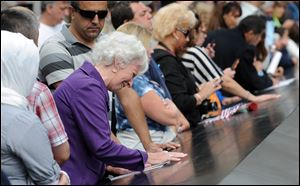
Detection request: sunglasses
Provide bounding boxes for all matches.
[73,6,108,19]
[177,28,190,38]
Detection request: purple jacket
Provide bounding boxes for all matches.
[54,61,147,185]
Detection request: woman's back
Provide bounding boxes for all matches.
[1,104,60,185]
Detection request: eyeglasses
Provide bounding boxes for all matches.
[73,6,108,20]
[177,28,190,38]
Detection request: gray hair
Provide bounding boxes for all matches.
[41,1,56,12]
[92,31,148,75]
[1,6,39,45]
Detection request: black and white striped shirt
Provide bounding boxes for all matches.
[182,46,223,85]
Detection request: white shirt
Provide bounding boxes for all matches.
[38,21,65,48]
[239,2,262,23]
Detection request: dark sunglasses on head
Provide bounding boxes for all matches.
[177,28,190,38]
[73,6,108,19]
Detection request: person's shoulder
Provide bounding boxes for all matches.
[31,81,49,93]
[133,75,149,86]
[3,105,42,130]
[152,49,177,63]
[39,32,67,52]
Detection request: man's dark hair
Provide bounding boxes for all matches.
[1,6,39,44]
[70,1,80,9]
[110,1,134,29]
[238,15,266,35]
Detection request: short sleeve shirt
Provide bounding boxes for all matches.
[116,75,167,132]
[39,24,93,87]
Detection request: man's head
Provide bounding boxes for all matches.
[41,1,69,26]
[110,2,133,30]
[1,6,39,45]
[130,2,153,31]
[69,1,107,43]
[238,15,266,46]
[110,1,152,31]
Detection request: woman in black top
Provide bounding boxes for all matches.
[151,3,221,126]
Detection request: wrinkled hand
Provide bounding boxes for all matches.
[106,165,131,175]
[145,142,163,152]
[253,94,281,103]
[147,151,187,165]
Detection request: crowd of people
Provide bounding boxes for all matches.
[1,1,299,185]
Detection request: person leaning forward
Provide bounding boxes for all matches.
[39,1,178,152]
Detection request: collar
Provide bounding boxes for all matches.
[61,24,78,45]
[61,24,92,50]
[80,61,103,84]
[80,61,110,111]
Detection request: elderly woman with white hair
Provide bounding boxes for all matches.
[1,31,69,185]
[53,31,187,185]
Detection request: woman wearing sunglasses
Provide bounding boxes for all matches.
[152,3,222,127]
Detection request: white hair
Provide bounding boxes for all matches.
[92,31,148,75]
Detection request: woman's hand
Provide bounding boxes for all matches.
[204,43,216,58]
[196,79,222,105]
[223,68,236,78]
[251,94,281,103]
[146,151,187,165]
[145,142,181,152]
[106,165,132,175]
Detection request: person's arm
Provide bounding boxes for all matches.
[116,87,163,152]
[39,40,74,89]
[110,131,121,144]
[71,84,147,171]
[221,75,280,103]
[35,83,70,165]
[234,47,273,91]
[52,143,70,165]
[52,81,62,89]
[141,91,178,126]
